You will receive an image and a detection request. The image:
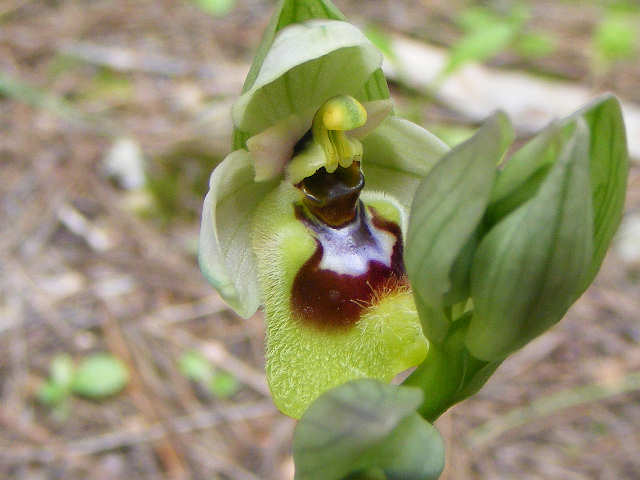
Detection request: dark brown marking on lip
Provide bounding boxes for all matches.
[291,202,408,330]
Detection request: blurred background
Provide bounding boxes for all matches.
[1,0,639,479]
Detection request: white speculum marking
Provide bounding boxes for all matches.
[316,207,396,276]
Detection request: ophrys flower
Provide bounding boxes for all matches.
[199,14,448,418]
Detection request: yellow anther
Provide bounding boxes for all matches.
[321,96,367,131]
[308,95,366,176]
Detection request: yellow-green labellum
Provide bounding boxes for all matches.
[252,181,427,418]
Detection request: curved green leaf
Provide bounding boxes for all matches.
[404,112,513,343]
[573,95,628,289]
[232,20,382,135]
[487,95,628,292]
[486,124,561,225]
[467,120,594,361]
[361,116,449,210]
[199,150,278,318]
[293,379,444,480]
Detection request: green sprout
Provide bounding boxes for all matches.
[178,350,240,398]
[38,352,129,419]
[593,12,638,68]
[198,1,629,478]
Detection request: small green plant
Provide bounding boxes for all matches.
[443,4,557,76]
[38,352,129,415]
[37,354,75,418]
[193,0,235,17]
[198,1,629,478]
[178,350,239,398]
[593,11,638,70]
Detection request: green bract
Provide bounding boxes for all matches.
[293,379,444,480]
[404,94,628,420]
[199,0,629,474]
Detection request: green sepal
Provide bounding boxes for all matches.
[293,379,445,480]
[247,114,311,182]
[232,19,382,136]
[232,0,390,150]
[467,119,594,361]
[199,150,279,318]
[404,112,514,344]
[361,116,450,211]
[252,184,427,419]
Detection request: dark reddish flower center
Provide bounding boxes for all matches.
[291,164,407,329]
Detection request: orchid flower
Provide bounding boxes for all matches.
[199,11,449,418]
[199,0,628,429]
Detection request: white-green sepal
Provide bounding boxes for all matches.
[361,116,449,209]
[199,150,278,318]
[232,19,382,135]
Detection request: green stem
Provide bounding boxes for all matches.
[404,315,501,422]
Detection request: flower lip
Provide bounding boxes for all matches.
[291,202,407,330]
[299,162,364,227]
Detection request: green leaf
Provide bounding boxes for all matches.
[232,0,389,150]
[50,354,75,389]
[198,150,279,318]
[405,112,513,343]
[193,0,235,17]
[593,13,638,63]
[515,32,556,59]
[178,350,213,382]
[232,20,382,135]
[457,7,503,32]
[444,23,516,74]
[293,379,444,480]
[38,381,69,407]
[571,95,629,289]
[467,120,594,361]
[486,95,629,290]
[360,116,449,211]
[71,353,129,399]
[486,123,562,225]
